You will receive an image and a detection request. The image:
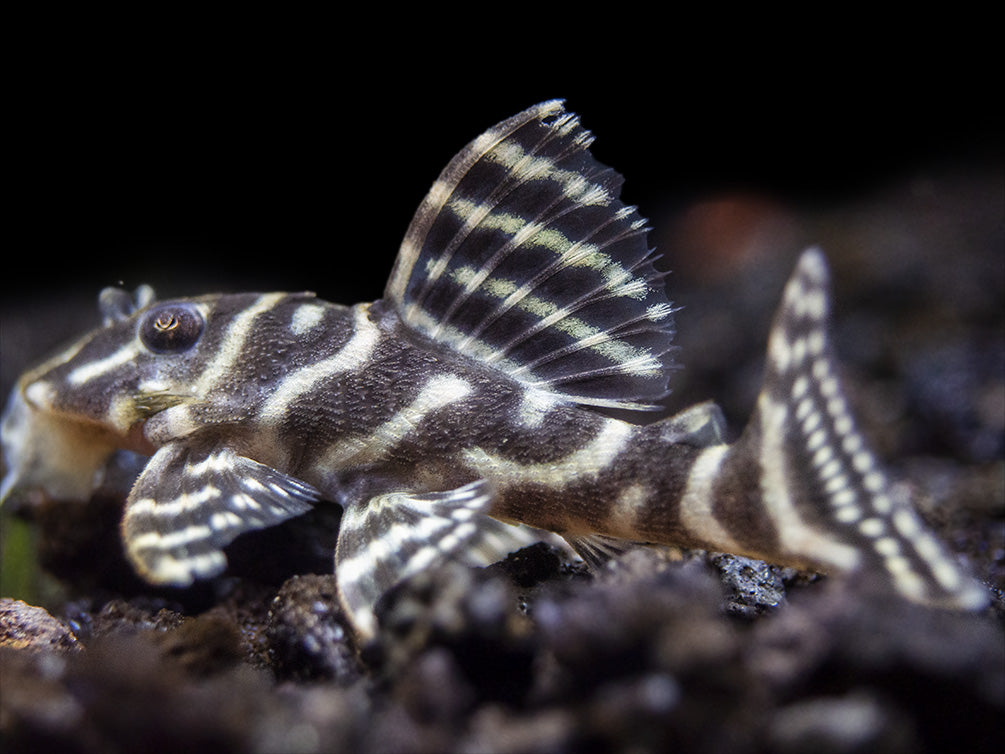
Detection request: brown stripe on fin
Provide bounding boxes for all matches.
[334,480,546,639]
[728,248,987,609]
[385,101,676,413]
[121,440,320,586]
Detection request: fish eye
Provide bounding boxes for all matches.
[139,303,204,353]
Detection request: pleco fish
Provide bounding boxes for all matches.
[1,100,987,638]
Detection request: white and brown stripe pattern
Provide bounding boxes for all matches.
[2,102,988,643]
[711,250,987,607]
[385,100,676,413]
[122,441,320,585]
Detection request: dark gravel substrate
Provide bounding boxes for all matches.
[2,162,1002,753]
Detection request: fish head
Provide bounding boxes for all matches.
[1,286,305,505]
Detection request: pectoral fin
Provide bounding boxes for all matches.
[121,441,321,586]
[335,480,543,639]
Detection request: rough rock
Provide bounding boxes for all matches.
[0,598,79,652]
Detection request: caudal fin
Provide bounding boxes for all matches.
[740,248,987,610]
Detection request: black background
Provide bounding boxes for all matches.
[4,17,1001,431]
[7,19,999,307]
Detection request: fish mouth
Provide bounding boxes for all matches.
[0,383,189,506]
[1,386,119,506]
[16,378,191,456]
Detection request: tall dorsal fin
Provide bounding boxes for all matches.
[385,100,676,413]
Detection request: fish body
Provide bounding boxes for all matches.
[1,101,987,636]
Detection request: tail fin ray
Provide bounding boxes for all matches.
[749,248,987,609]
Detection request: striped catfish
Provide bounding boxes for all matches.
[1,100,987,637]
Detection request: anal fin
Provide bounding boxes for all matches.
[565,534,640,569]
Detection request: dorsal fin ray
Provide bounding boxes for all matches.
[385,100,676,413]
